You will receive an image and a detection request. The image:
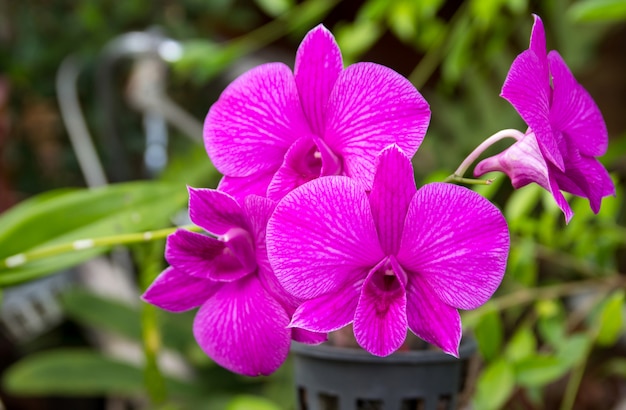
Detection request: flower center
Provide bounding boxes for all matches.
[222,227,257,274]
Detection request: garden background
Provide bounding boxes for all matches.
[1,0,626,409]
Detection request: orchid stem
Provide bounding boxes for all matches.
[446,129,525,182]
[0,224,201,270]
[444,176,495,185]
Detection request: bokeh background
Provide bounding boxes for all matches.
[1,1,626,409]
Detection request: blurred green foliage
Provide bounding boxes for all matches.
[1,0,625,409]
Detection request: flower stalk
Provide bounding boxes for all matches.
[445,128,525,183]
[0,225,201,270]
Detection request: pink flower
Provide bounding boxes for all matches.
[142,188,324,376]
[204,25,430,201]
[266,146,509,357]
[474,15,614,222]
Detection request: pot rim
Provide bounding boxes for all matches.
[291,336,476,364]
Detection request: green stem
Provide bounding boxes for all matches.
[443,175,495,185]
[136,241,168,406]
[0,225,201,270]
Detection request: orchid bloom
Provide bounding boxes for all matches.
[266,146,509,357]
[473,15,614,222]
[204,25,430,201]
[142,188,324,376]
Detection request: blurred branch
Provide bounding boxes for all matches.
[57,55,109,188]
[407,1,470,88]
[0,225,200,271]
[490,275,626,314]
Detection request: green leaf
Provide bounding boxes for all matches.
[568,0,626,22]
[473,359,515,410]
[335,20,383,63]
[61,289,142,341]
[603,358,626,378]
[507,238,537,287]
[254,0,293,17]
[505,326,536,363]
[473,305,503,361]
[557,334,591,368]
[226,395,281,410]
[515,355,567,387]
[388,0,417,42]
[536,301,567,348]
[2,349,200,398]
[596,290,625,346]
[0,181,186,286]
[61,289,196,354]
[504,184,542,229]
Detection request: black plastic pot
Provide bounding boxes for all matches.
[291,338,476,410]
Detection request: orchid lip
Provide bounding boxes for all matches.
[223,227,257,274]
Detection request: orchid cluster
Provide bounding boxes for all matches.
[143,15,614,376]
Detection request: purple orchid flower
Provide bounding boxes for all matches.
[204,25,430,201]
[474,14,614,222]
[266,145,509,357]
[142,188,324,376]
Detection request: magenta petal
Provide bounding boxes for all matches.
[289,284,360,333]
[397,183,509,310]
[406,274,461,356]
[294,24,343,135]
[204,62,311,177]
[267,176,384,299]
[548,51,608,157]
[474,133,551,191]
[166,230,252,281]
[369,145,417,254]
[501,50,563,170]
[292,328,328,344]
[188,187,247,235]
[529,14,547,60]
[547,172,574,223]
[242,195,299,310]
[353,258,408,356]
[551,154,615,216]
[142,267,220,312]
[217,172,275,203]
[193,275,290,376]
[324,63,430,188]
[267,136,320,201]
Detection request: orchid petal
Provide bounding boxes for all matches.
[193,275,291,376]
[294,24,342,135]
[369,145,417,254]
[267,136,320,201]
[397,183,509,310]
[406,274,461,357]
[142,267,219,312]
[474,133,551,190]
[204,62,310,177]
[501,50,563,170]
[188,187,247,235]
[166,230,252,281]
[217,172,275,203]
[548,51,608,157]
[289,283,360,333]
[267,176,384,299]
[353,257,408,356]
[551,154,615,216]
[546,172,574,223]
[291,328,328,344]
[242,195,299,310]
[324,63,430,188]
[529,14,547,67]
